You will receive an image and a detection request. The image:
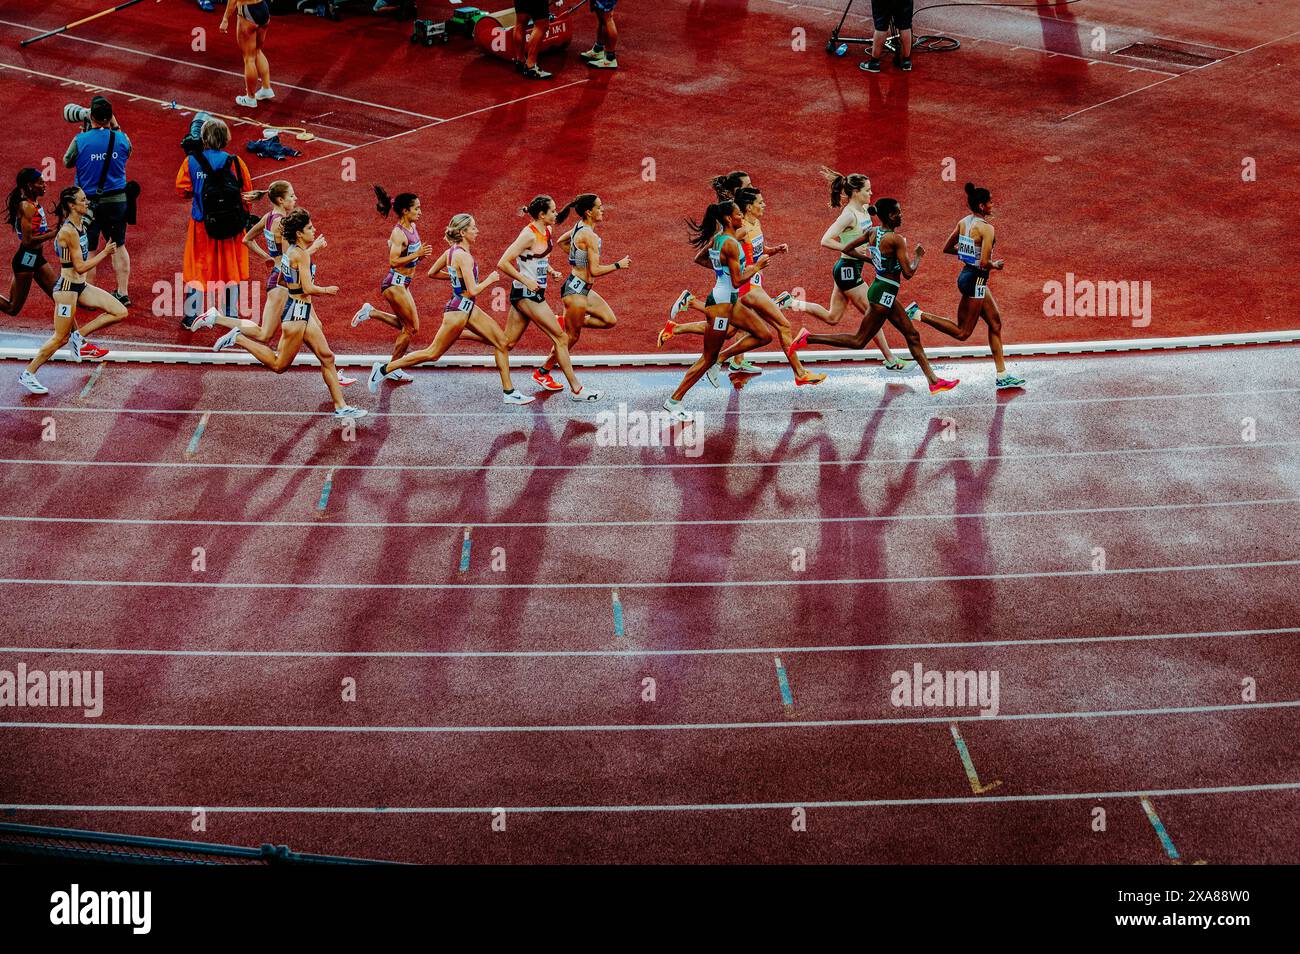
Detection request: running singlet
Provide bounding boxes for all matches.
[446,247,478,313]
[53,221,90,294]
[16,203,48,240]
[383,222,422,289]
[708,232,740,304]
[956,215,988,266]
[513,224,552,293]
[57,221,88,267]
[869,228,902,283]
[567,223,600,271]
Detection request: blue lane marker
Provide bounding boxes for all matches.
[316,469,335,514]
[949,723,1001,794]
[1140,796,1181,860]
[611,589,624,638]
[184,411,211,459]
[774,656,794,709]
[458,528,472,573]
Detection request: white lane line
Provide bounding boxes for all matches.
[1,496,1296,532]
[0,18,443,120]
[1,556,1298,591]
[5,779,1294,816]
[1061,28,1300,121]
[0,61,357,149]
[1,439,1296,473]
[2,384,1298,418]
[5,625,1297,660]
[251,79,590,182]
[4,699,1299,734]
[8,780,1299,814]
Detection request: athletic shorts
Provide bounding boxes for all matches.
[832,257,865,292]
[53,276,87,297]
[265,265,281,291]
[866,277,900,309]
[281,296,313,324]
[381,270,413,292]
[705,291,738,308]
[446,295,475,314]
[515,0,549,23]
[239,1,272,26]
[957,264,989,300]
[510,285,547,305]
[562,274,592,298]
[12,245,47,274]
[593,0,618,12]
[871,0,913,31]
[86,201,127,250]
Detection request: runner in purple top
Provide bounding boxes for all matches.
[351,186,435,386]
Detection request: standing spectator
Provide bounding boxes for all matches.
[63,95,132,307]
[513,0,552,80]
[221,1,275,108]
[175,118,254,330]
[861,1,914,73]
[579,0,619,70]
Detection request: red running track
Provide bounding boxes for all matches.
[0,344,1298,861]
[0,0,1298,355]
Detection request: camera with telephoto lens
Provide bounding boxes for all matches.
[63,103,93,133]
[182,111,212,156]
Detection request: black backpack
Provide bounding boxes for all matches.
[194,152,245,240]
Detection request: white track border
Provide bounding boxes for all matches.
[1,330,1297,370]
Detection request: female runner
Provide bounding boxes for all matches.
[18,187,125,394]
[220,0,274,109]
[497,195,600,401]
[532,193,630,389]
[212,208,365,419]
[351,186,436,389]
[367,213,534,406]
[914,182,1025,389]
[791,198,957,393]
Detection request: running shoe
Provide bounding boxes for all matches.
[533,368,563,391]
[66,330,85,363]
[668,289,693,320]
[705,363,720,388]
[900,57,913,72]
[883,358,916,374]
[773,291,795,310]
[213,328,241,352]
[385,368,414,383]
[503,389,536,405]
[579,47,605,61]
[860,58,881,73]
[351,302,373,327]
[337,370,357,387]
[367,361,387,393]
[904,301,922,321]
[996,373,1027,390]
[192,307,221,332]
[112,291,131,308]
[656,319,677,348]
[929,377,960,394]
[728,356,761,375]
[788,327,809,356]
[334,406,367,420]
[663,398,690,423]
[521,66,553,80]
[18,371,47,395]
[795,369,827,386]
[589,56,618,70]
[569,386,602,402]
[235,95,258,108]
[255,86,275,101]
[79,341,109,361]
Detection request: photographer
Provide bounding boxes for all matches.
[175,118,256,330]
[63,95,133,307]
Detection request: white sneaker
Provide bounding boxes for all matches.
[503,389,535,405]
[569,386,602,402]
[663,398,690,423]
[193,307,221,331]
[236,95,258,108]
[367,361,387,394]
[66,331,84,363]
[255,86,275,101]
[351,302,372,327]
[705,363,720,388]
[386,368,414,382]
[18,371,48,395]
[334,406,367,420]
[213,328,241,352]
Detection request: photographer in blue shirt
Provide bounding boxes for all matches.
[63,96,132,307]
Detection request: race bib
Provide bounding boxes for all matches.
[839,266,856,281]
[711,314,729,332]
[973,280,987,300]
[19,251,37,268]
[457,297,474,313]
[289,300,311,321]
[56,303,74,318]
[880,291,896,308]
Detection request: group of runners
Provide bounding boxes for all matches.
[4,164,1021,419]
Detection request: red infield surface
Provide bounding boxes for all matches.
[1,0,1298,864]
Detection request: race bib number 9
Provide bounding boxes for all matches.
[711,314,729,332]
[880,291,896,308]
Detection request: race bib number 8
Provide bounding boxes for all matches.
[711,314,729,332]
[880,291,896,308]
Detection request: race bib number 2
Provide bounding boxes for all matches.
[56,303,74,318]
